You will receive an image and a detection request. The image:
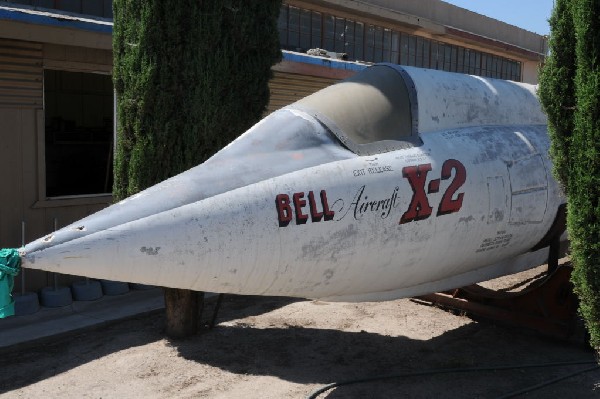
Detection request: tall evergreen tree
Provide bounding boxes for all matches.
[538,0,576,190]
[113,0,281,337]
[569,0,600,350]
[540,0,600,351]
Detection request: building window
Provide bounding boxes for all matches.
[311,11,322,49]
[44,69,113,198]
[391,31,400,64]
[354,22,364,60]
[287,6,300,50]
[343,19,358,59]
[278,5,288,46]
[323,15,335,51]
[278,4,523,82]
[334,17,346,53]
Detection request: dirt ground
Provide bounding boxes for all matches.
[1,262,599,398]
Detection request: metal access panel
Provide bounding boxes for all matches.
[509,155,548,224]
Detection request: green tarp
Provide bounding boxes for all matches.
[0,248,21,318]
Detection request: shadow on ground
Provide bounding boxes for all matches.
[0,295,597,398]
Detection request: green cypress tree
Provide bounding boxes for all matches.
[538,0,576,190]
[541,0,600,351]
[113,0,281,337]
[569,0,600,350]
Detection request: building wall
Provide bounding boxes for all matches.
[285,0,546,84]
[278,3,524,82]
[268,71,339,114]
[522,60,541,86]
[0,38,112,291]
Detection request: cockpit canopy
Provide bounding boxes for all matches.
[288,64,546,156]
[292,65,418,156]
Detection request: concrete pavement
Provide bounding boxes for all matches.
[0,287,165,351]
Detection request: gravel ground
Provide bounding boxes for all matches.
[1,262,598,398]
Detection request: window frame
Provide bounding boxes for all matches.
[35,63,114,208]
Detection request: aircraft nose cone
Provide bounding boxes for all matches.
[21,108,351,261]
[22,223,90,255]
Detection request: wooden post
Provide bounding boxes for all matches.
[164,288,199,338]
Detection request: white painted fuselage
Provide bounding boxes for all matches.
[21,65,564,301]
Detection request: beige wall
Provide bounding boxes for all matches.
[0,39,112,291]
[522,60,542,85]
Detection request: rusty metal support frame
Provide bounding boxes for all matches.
[416,262,579,340]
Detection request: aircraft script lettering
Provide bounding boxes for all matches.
[275,159,466,227]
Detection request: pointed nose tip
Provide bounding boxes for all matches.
[22,224,90,255]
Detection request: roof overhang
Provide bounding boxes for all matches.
[274,51,367,79]
[0,5,112,49]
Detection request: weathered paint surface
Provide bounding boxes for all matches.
[21,65,565,302]
[409,68,545,134]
